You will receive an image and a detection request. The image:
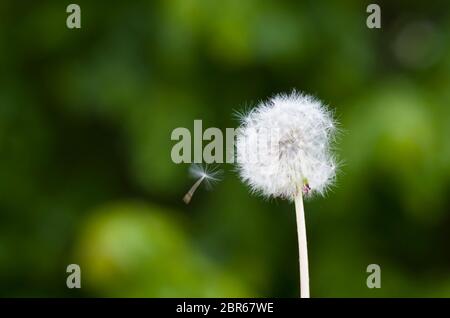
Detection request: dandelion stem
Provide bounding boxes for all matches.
[183,176,205,204]
[294,191,310,298]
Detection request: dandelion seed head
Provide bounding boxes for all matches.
[236,90,338,200]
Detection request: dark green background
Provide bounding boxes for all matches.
[1,0,450,297]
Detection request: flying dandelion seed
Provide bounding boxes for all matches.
[183,164,223,204]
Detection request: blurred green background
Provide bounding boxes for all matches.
[1,0,450,297]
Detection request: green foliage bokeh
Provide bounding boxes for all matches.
[0,0,450,297]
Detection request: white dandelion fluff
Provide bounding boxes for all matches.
[235,90,339,298]
[236,90,338,200]
[183,164,222,204]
